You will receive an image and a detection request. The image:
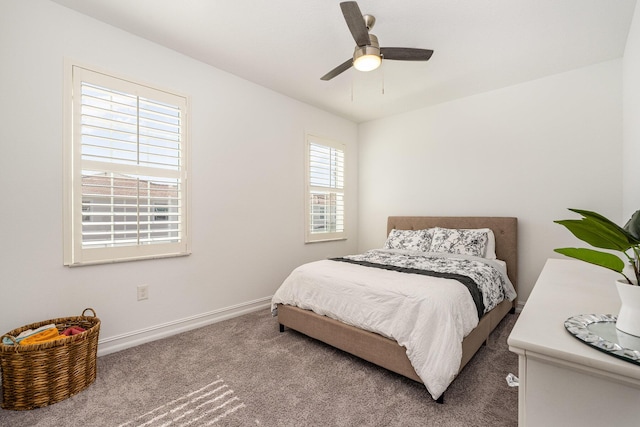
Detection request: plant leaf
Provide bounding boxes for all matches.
[554,219,632,252]
[554,247,625,273]
[570,208,640,245]
[624,210,640,241]
[581,216,635,249]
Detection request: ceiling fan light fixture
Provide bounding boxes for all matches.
[353,46,382,72]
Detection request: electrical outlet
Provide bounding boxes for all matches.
[137,284,149,301]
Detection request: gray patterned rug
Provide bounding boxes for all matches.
[0,309,518,426]
[116,378,246,427]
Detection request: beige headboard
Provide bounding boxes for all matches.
[387,216,518,293]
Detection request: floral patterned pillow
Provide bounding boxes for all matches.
[383,229,433,252]
[429,227,489,258]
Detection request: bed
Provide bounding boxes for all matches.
[272,216,517,402]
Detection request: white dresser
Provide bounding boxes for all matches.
[508,258,640,426]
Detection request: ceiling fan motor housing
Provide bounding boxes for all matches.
[353,33,380,60]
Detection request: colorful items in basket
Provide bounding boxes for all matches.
[61,326,86,336]
[1,323,85,346]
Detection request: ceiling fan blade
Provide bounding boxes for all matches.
[321,58,353,81]
[380,47,434,61]
[340,1,370,47]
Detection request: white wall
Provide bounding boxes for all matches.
[357,60,623,304]
[0,1,358,354]
[623,3,640,218]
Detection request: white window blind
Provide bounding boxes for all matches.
[305,135,346,242]
[64,64,190,265]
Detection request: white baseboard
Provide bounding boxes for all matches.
[97,297,272,357]
[97,295,524,357]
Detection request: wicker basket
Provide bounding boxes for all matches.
[0,308,100,411]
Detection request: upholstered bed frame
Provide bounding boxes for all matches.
[277,216,517,400]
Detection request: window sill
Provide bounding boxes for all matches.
[305,237,348,244]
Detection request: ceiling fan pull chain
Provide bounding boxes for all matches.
[351,77,354,102]
[381,66,385,95]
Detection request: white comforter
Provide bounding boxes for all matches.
[271,251,514,400]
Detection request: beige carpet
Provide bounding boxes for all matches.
[0,309,519,426]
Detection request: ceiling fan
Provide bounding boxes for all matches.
[321,1,434,81]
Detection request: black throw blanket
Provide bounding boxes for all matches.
[330,257,485,320]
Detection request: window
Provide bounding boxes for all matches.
[64,63,190,266]
[305,135,346,242]
[153,203,169,221]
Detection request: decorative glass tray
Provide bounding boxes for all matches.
[564,314,640,366]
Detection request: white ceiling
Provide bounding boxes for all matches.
[51,0,636,123]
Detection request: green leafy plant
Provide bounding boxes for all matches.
[554,209,640,285]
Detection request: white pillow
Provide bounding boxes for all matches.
[483,228,497,259]
[383,228,434,252]
[429,227,493,258]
